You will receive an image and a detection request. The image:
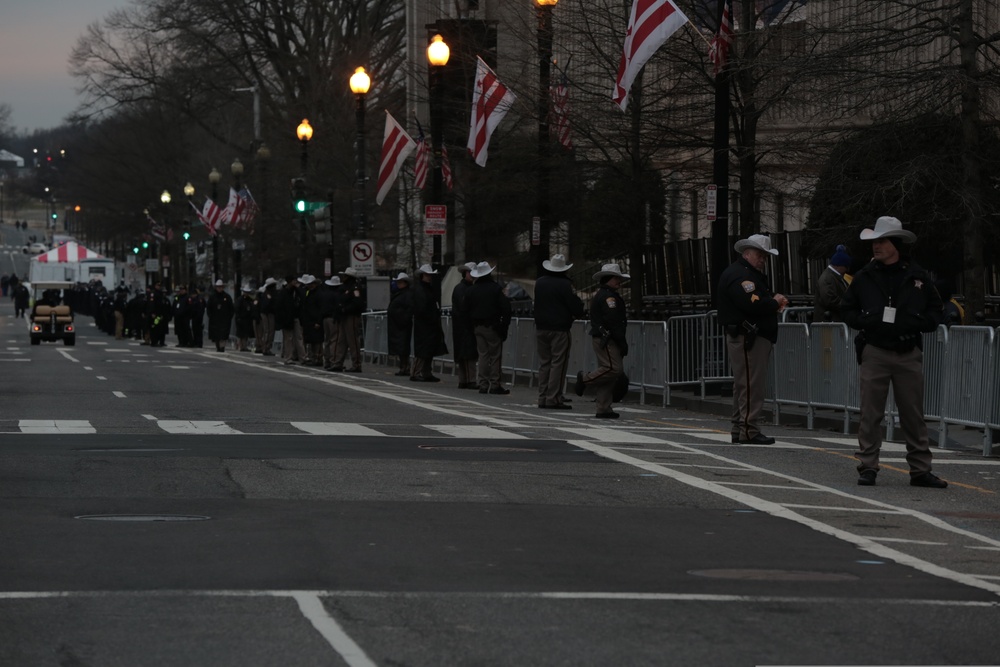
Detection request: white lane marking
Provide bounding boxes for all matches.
[291,592,378,667]
[113,391,126,398]
[56,349,79,362]
[96,376,107,380]
[717,482,825,491]
[84,366,93,370]
[780,503,907,514]
[142,414,158,421]
[157,420,243,434]
[877,458,1000,466]
[164,366,191,369]
[106,349,132,353]
[86,341,108,346]
[866,537,949,546]
[291,422,384,436]
[0,359,29,362]
[0,588,996,608]
[425,424,525,439]
[568,439,1000,597]
[558,427,664,444]
[19,420,96,434]
[967,546,1000,551]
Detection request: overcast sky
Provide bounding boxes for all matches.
[1,0,128,134]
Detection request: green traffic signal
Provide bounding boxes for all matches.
[295,200,307,213]
[142,241,149,249]
[182,231,191,240]
[132,246,139,255]
[51,212,57,220]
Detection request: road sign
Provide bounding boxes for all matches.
[706,184,718,221]
[424,204,446,236]
[350,239,375,277]
[186,241,195,255]
[144,259,160,273]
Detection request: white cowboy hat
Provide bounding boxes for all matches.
[241,285,254,293]
[416,264,437,275]
[592,263,630,281]
[394,272,411,282]
[470,261,495,278]
[459,262,477,273]
[734,234,779,256]
[340,267,359,277]
[542,254,573,272]
[263,277,278,287]
[859,216,917,243]
[214,279,225,287]
[324,276,341,287]
[299,274,316,285]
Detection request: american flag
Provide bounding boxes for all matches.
[709,0,734,76]
[613,0,689,111]
[551,77,573,151]
[233,187,259,230]
[414,127,429,189]
[191,197,224,236]
[467,56,516,167]
[146,211,171,241]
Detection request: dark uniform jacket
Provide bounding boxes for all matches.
[450,280,478,361]
[386,286,414,358]
[588,284,628,355]
[273,286,300,331]
[464,278,512,340]
[234,294,255,338]
[206,290,235,342]
[840,258,943,352]
[412,279,447,358]
[534,274,584,331]
[717,257,782,344]
[339,279,365,319]
[812,266,849,323]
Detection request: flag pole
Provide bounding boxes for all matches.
[684,21,716,51]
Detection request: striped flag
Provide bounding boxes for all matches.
[612,0,690,111]
[441,145,454,190]
[709,0,734,76]
[413,129,429,189]
[467,56,516,167]
[191,197,224,236]
[146,211,167,241]
[551,78,573,151]
[233,186,259,230]
[221,187,246,227]
[376,111,417,205]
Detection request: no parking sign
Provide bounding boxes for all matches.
[350,239,374,276]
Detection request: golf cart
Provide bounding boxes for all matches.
[29,281,76,346]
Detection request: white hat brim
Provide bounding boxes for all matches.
[734,240,779,256]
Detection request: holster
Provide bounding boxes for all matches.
[854,332,866,365]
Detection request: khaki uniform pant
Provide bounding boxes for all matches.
[457,359,477,386]
[260,313,275,352]
[727,335,773,440]
[581,338,623,415]
[474,325,504,390]
[857,345,933,475]
[323,317,339,367]
[536,330,571,406]
[281,325,305,362]
[114,312,125,339]
[334,315,362,370]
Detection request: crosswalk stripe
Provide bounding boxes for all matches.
[557,427,665,444]
[19,420,96,434]
[291,422,385,436]
[157,421,243,435]
[424,425,525,439]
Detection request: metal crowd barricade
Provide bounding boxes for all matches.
[701,311,733,392]
[808,323,854,433]
[665,314,709,399]
[939,326,996,455]
[920,327,949,442]
[770,324,813,428]
[635,321,668,406]
[362,311,388,364]
[506,318,538,386]
[990,328,1000,446]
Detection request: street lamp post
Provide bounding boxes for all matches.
[209,167,221,282]
[231,157,245,297]
[183,181,195,287]
[350,67,371,238]
[255,143,271,283]
[427,34,450,268]
[160,189,171,290]
[296,119,314,274]
[536,0,557,274]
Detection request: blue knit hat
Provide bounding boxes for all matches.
[830,244,852,267]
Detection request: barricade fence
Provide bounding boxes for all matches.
[361,312,999,456]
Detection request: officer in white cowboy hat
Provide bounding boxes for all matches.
[320,276,343,370]
[258,277,278,355]
[410,263,446,381]
[536,254,584,409]
[206,278,235,352]
[330,267,364,372]
[451,262,480,389]
[387,272,415,376]
[841,216,947,488]
[235,284,256,351]
[575,263,630,418]
[463,261,512,394]
[717,234,789,444]
[298,274,326,366]
[275,275,305,365]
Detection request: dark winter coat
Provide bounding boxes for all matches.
[300,286,325,344]
[206,289,235,342]
[234,294,255,338]
[450,279,477,361]
[412,279,447,358]
[273,285,300,330]
[387,285,414,358]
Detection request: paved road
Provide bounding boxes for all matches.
[1,302,999,666]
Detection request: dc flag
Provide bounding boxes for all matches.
[376,111,417,205]
[612,0,689,111]
[467,56,516,167]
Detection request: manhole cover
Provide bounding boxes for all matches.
[418,445,538,452]
[688,569,859,582]
[74,514,211,522]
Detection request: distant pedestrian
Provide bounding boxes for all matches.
[13,282,29,318]
[234,286,255,351]
[575,263,630,418]
[386,272,414,376]
[319,277,342,370]
[207,280,235,352]
[717,235,788,442]
[189,286,206,348]
[258,277,278,355]
[299,275,325,366]
[841,216,947,489]
[812,244,852,323]
[411,264,447,382]
[935,279,966,326]
[332,268,364,372]
[275,276,304,364]
[535,254,584,409]
[172,284,192,347]
[463,262,512,394]
[451,262,479,388]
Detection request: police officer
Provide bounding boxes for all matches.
[575,263,630,419]
[535,254,584,409]
[463,262,512,395]
[717,234,789,444]
[840,216,946,488]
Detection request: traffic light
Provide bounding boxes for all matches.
[182,231,191,240]
[142,241,149,250]
[292,177,306,213]
[132,244,140,255]
[313,205,332,243]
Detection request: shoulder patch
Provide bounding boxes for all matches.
[741,280,756,293]
[605,297,617,308]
